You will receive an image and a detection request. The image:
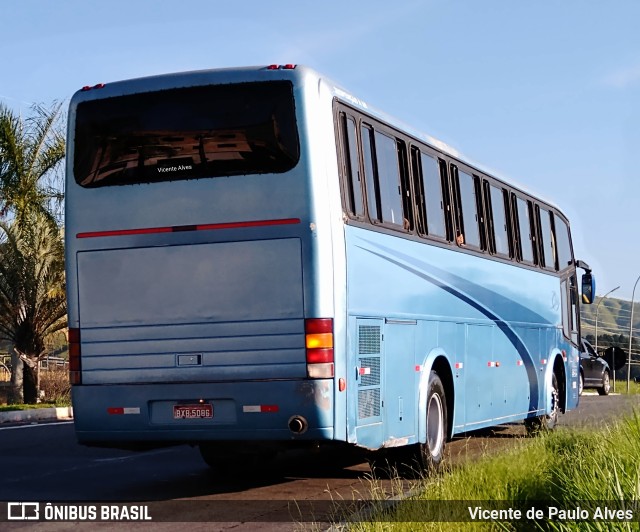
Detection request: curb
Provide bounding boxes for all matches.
[0,407,73,424]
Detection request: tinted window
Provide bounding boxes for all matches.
[421,153,447,238]
[374,131,404,226]
[516,197,534,263]
[361,125,380,221]
[554,216,573,270]
[74,81,299,187]
[343,115,364,216]
[489,185,509,256]
[457,170,480,247]
[539,207,556,269]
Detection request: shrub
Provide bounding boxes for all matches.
[39,367,70,404]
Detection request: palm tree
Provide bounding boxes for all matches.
[0,102,66,403]
[0,213,67,403]
[0,102,65,224]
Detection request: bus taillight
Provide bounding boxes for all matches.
[266,64,296,70]
[305,319,334,379]
[68,328,82,385]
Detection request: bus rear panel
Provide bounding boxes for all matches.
[66,68,337,448]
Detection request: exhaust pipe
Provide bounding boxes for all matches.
[288,415,308,435]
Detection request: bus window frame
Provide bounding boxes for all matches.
[484,179,513,259]
[360,123,382,224]
[536,204,558,273]
[552,212,574,273]
[451,163,486,252]
[333,101,576,279]
[511,193,537,267]
[336,111,367,221]
[409,145,451,244]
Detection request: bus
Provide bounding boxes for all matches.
[65,65,595,473]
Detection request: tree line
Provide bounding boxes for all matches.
[0,102,67,404]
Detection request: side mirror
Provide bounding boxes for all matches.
[581,272,595,305]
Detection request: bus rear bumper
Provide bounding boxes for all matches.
[71,379,335,446]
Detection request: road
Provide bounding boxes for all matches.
[1,393,638,531]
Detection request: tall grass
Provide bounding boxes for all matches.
[345,414,640,531]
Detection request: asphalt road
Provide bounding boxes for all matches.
[1,392,638,531]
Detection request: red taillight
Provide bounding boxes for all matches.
[305,319,334,378]
[80,83,105,91]
[266,64,296,70]
[68,328,81,385]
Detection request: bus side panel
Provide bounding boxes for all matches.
[344,225,567,448]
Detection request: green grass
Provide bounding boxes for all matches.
[346,414,640,531]
[0,400,70,412]
[610,379,640,395]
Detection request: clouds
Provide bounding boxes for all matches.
[603,64,640,89]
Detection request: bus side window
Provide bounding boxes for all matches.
[554,215,573,270]
[340,114,365,218]
[537,205,557,271]
[410,147,426,235]
[410,149,448,239]
[513,195,535,264]
[439,160,455,242]
[361,124,381,223]
[374,130,405,228]
[421,152,447,240]
[486,183,511,258]
[453,167,482,249]
[397,141,413,231]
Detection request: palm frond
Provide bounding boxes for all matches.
[0,102,66,221]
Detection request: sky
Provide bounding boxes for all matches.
[1,0,639,300]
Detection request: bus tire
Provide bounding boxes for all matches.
[418,370,447,472]
[524,372,559,436]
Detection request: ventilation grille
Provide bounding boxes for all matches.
[358,325,380,354]
[358,388,381,419]
[358,356,380,387]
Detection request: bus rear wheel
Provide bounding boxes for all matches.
[417,370,447,472]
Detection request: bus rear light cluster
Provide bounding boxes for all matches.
[81,83,106,91]
[305,318,333,379]
[266,64,297,70]
[68,328,82,385]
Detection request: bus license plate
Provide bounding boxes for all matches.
[173,404,213,419]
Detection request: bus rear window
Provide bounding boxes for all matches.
[73,81,299,187]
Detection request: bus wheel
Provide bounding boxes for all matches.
[525,372,559,436]
[418,371,447,472]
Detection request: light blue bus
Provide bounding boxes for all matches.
[65,65,595,472]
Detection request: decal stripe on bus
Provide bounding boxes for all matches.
[76,218,301,238]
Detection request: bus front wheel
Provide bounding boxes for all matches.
[525,372,559,436]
